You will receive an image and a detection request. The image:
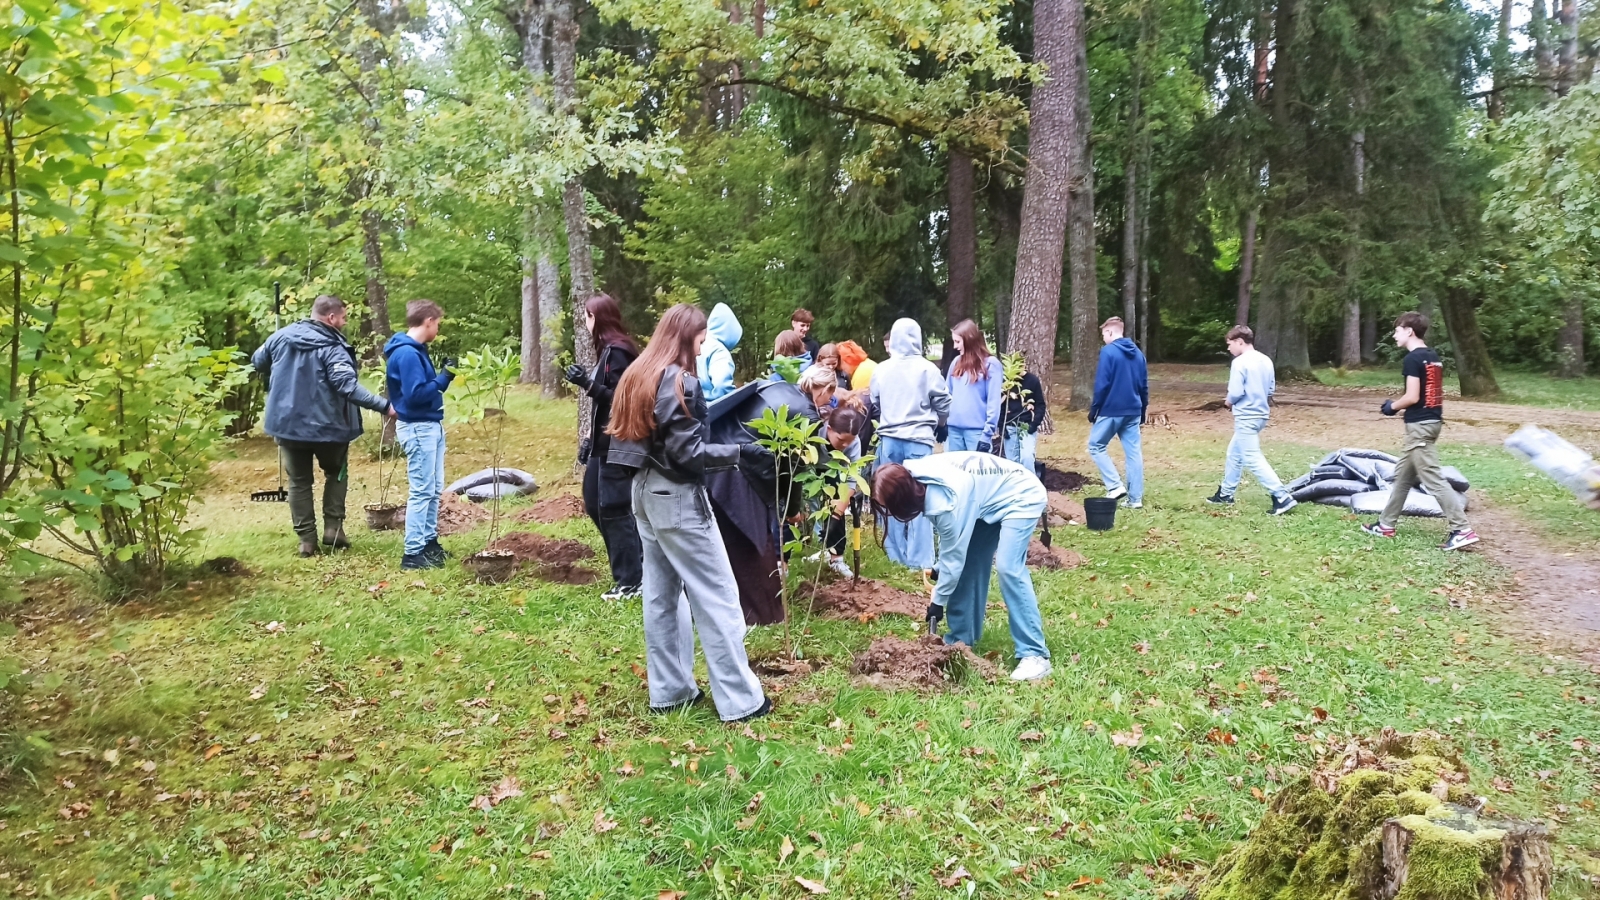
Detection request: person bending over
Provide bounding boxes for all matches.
[608,304,774,722]
[814,405,868,579]
[873,453,1053,682]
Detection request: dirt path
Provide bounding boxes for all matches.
[1467,502,1600,667]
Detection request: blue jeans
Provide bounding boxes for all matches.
[1004,425,1037,477]
[943,517,1049,660]
[877,436,934,569]
[397,421,446,556]
[1087,415,1143,502]
[946,427,988,451]
[1223,417,1286,498]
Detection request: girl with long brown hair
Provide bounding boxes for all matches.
[563,293,643,599]
[608,304,773,722]
[944,319,1003,453]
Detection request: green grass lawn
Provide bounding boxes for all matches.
[3,405,1600,899]
[1315,366,1600,412]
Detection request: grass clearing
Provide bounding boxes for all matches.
[3,388,1600,899]
[1314,366,1600,412]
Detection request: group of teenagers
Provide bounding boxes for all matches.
[252,294,1479,724]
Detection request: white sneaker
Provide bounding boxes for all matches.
[1010,656,1053,681]
[827,555,854,579]
[1120,499,1143,509]
[1105,486,1127,501]
[804,550,825,563]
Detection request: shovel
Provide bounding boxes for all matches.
[250,282,289,503]
[850,494,862,586]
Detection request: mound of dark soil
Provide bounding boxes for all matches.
[1027,542,1086,570]
[486,531,596,584]
[809,578,927,621]
[438,493,491,536]
[515,494,586,524]
[199,557,250,577]
[850,634,996,691]
[1039,466,1092,493]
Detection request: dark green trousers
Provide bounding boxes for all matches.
[277,440,349,541]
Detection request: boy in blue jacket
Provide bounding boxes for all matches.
[383,300,456,570]
[1087,317,1149,508]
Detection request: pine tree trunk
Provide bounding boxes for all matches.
[1361,300,1378,363]
[1063,0,1098,410]
[1137,139,1152,350]
[552,0,597,441]
[1531,0,1555,93]
[520,263,540,385]
[515,0,563,393]
[354,0,391,346]
[945,151,977,369]
[360,209,389,342]
[1341,130,1365,369]
[1255,0,1311,377]
[1440,284,1501,397]
[1487,0,1513,120]
[1008,0,1074,399]
[1555,0,1578,97]
[1121,158,1139,332]
[1556,294,1586,378]
[1237,208,1257,326]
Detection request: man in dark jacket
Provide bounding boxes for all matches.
[1000,366,1047,479]
[1086,317,1149,508]
[252,295,393,557]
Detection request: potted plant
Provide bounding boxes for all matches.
[362,432,405,531]
[451,347,521,583]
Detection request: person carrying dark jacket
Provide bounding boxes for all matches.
[251,294,393,557]
[383,300,456,570]
[1086,317,1149,508]
[564,293,644,600]
[608,304,774,723]
[1000,365,1046,479]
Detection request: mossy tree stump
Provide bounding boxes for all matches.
[1199,728,1551,900]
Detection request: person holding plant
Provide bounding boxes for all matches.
[768,330,812,383]
[563,293,644,600]
[872,453,1052,682]
[945,319,1004,453]
[696,302,743,401]
[815,405,868,579]
[608,304,774,723]
[1000,355,1046,479]
[252,294,395,558]
[384,300,456,571]
[869,318,950,572]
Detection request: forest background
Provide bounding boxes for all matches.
[1,0,1599,584]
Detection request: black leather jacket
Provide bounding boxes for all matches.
[607,365,740,483]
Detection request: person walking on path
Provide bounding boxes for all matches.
[869,318,951,573]
[1360,312,1479,550]
[791,308,821,360]
[251,294,395,558]
[1206,325,1298,515]
[564,293,645,600]
[1086,317,1148,508]
[696,302,742,401]
[944,319,1003,453]
[383,300,456,570]
[608,304,774,722]
[1001,360,1046,479]
[873,452,1052,681]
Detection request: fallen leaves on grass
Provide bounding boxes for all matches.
[1019,730,1045,743]
[1068,875,1105,890]
[1110,725,1143,748]
[203,744,224,761]
[779,835,794,864]
[938,866,972,888]
[467,775,524,812]
[1492,776,1515,793]
[593,809,618,833]
[1206,728,1238,746]
[794,876,830,894]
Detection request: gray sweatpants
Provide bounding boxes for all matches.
[633,469,766,720]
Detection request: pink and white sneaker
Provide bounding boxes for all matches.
[1360,521,1396,538]
[1439,529,1480,551]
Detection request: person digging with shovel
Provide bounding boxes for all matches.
[872,452,1053,682]
[252,294,395,558]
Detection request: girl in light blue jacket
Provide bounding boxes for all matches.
[944,319,1003,452]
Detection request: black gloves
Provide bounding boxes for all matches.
[925,602,944,631]
[737,443,776,482]
[1087,411,1097,424]
[976,440,992,454]
[935,423,949,444]
[440,357,458,373]
[578,437,592,466]
[1380,399,1397,417]
[564,364,591,389]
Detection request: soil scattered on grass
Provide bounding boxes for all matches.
[199,557,250,577]
[808,578,928,621]
[750,655,823,694]
[1046,493,1085,526]
[1027,543,1085,569]
[486,531,596,584]
[850,634,996,690]
[515,494,586,524]
[1039,466,1092,493]
[438,493,491,536]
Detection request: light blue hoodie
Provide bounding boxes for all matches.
[697,303,742,401]
[904,453,1047,609]
[869,318,951,445]
[1227,346,1275,420]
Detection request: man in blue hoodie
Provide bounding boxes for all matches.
[1087,317,1149,508]
[383,300,456,570]
[697,302,742,401]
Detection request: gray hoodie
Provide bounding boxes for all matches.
[252,319,389,444]
[869,319,950,445]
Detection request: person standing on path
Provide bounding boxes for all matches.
[1360,312,1479,550]
[696,302,743,402]
[1206,325,1297,515]
[873,453,1052,681]
[608,304,774,723]
[1086,317,1148,508]
[251,294,395,558]
[944,319,1004,453]
[564,293,644,600]
[384,300,456,570]
[869,318,951,573]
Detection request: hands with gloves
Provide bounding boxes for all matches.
[1380,399,1397,417]
[563,364,591,389]
[935,423,949,444]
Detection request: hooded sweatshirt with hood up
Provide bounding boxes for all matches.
[383,332,455,423]
[252,318,390,444]
[902,452,1047,609]
[696,303,743,401]
[1088,337,1149,422]
[869,318,950,445]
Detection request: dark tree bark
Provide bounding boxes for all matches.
[1254,0,1311,376]
[1008,0,1074,398]
[511,0,563,391]
[1487,0,1513,120]
[944,152,977,370]
[1121,159,1139,332]
[1439,284,1501,396]
[1361,300,1378,363]
[1556,295,1586,378]
[1555,0,1579,96]
[354,0,394,346]
[1237,208,1257,326]
[1062,0,1098,409]
[552,0,597,440]
[1531,0,1555,91]
[1341,129,1365,368]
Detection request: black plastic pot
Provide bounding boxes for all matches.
[1084,497,1117,532]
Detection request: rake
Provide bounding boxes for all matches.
[251,282,289,503]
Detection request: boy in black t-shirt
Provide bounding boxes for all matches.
[1359,312,1479,550]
